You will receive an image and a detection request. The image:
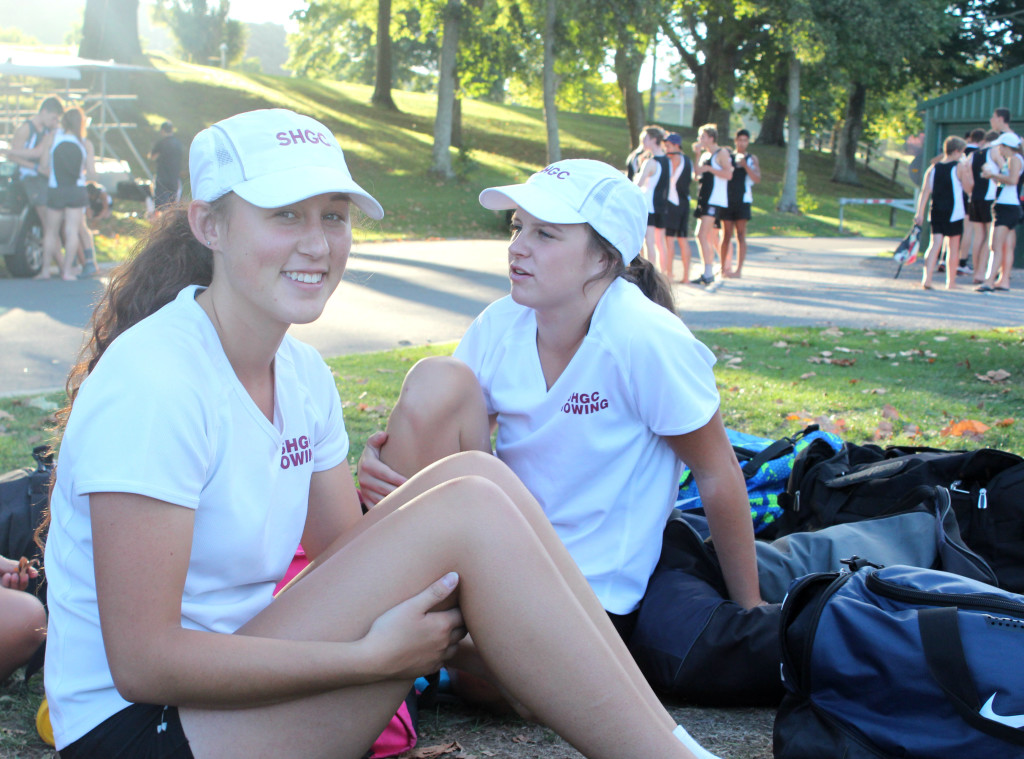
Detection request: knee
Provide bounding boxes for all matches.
[394,356,483,428]
[0,591,46,660]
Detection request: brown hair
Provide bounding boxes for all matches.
[62,107,86,141]
[698,123,719,143]
[943,136,967,156]
[57,200,228,427]
[585,227,675,313]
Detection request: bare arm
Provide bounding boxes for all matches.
[633,157,655,189]
[36,133,54,178]
[706,149,734,181]
[91,485,460,708]
[84,140,97,182]
[914,166,934,225]
[958,158,974,196]
[5,123,42,168]
[665,411,762,609]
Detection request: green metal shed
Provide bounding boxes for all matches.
[920,65,1024,266]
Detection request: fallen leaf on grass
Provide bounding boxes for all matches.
[934,336,950,342]
[996,418,1016,427]
[976,369,1011,383]
[873,420,894,440]
[940,419,990,439]
[904,424,921,437]
[822,327,844,338]
[772,341,789,348]
[408,742,466,758]
[0,410,12,421]
[882,404,900,420]
[831,358,857,367]
[511,735,535,744]
[815,416,848,435]
[376,368,398,374]
[848,378,861,384]
[799,372,816,380]
[862,388,888,395]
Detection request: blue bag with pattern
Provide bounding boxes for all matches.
[676,425,843,535]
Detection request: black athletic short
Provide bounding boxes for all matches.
[664,201,690,237]
[608,610,639,641]
[59,704,194,759]
[967,198,993,224]
[930,217,964,237]
[719,203,752,222]
[994,203,1023,230]
[46,185,88,210]
[646,211,665,229]
[694,204,723,220]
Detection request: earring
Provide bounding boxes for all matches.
[206,240,212,247]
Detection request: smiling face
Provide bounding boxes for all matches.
[735,134,750,154]
[506,208,604,313]
[202,192,353,337]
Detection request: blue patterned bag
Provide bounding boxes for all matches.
[676,425,843,535]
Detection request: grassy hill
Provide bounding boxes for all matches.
[103,55,914,242]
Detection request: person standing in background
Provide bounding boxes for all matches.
[720,129,760,279]
[149,121,184,213]
[663,133,695,283]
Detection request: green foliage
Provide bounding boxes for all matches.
[152,0,247,66]
[0,26,39,44]
[773,170,818,215]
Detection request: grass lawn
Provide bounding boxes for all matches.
[0,326,1020,757]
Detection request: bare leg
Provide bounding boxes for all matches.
[642,226,657,262]
[60,207,84,280]
[945,235,961,290]
[971,221,990,281]
[734,219,748,277]
[375,357,675,730]
[921,233,945,289]
[983,225,1008,287]
[182,462,694,759]
[0,588,46,681]
[35,208,64,279]
[720,221,734,276]
[669,235,690,283]
[655,227,671,279]
[695,215,717,279]
[995,227,1015,289]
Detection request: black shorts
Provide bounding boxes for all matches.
[967,198,993,224]
[694,204,723,220]
[664,201,690,237]
[608,609,639,641]
[59,704,194,759]
[46,185,89,210]
[994,203,1023,230]
[646,211,665,229]
[929,217,964,237]
[719,203,752,222]
[20,175,49,207]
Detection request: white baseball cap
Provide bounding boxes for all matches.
[479,159,646,264]
[992,132,1022,150]
[189,109,384,219]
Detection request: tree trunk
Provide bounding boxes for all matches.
[430,0,461,179]
[778,54,801,214]
[757,65,788,146]
[831,81,868,185]
[371,0,398,110]
[542,0,560,164]
[452,96,462,149]
[80,0,142,62]
[614,44,645,152]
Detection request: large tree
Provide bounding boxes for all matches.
[153,0,247,66]
[371,0,398,109]
[430,0,462,179]
[80,0,142,62]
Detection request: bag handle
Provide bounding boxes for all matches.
[740,424,819,479]
[918,606,1024,746]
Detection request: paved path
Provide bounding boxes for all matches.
[2,237,1021,396]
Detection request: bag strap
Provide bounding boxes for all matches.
[740,424,819,479]
[918,606,1024,746]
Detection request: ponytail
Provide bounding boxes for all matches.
[584,226,676,314]
[58,200,223,429]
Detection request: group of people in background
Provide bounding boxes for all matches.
[915,106,1021,292]
[626,122,760,286]
[3,96,101,280]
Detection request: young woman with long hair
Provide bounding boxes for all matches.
[43,110,722,759]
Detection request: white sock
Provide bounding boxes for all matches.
[673,724,722,759]
[703,264,713,278]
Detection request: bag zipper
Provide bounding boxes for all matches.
[866,572,1024,616]
[781,571,852,692]
[950,480,988,510]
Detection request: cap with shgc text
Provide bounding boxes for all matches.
[478,159,645,265]
[189,109,383,219]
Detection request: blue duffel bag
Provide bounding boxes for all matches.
[774,560,1024,758]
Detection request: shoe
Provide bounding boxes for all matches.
[690,274,714,286]
[995,286,1010,291]
[937,263,946,273]
[957,266,971,275]
[78,260,98,278]
[976,284,994,292]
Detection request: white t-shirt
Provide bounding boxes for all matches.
[44,285,349,749]
[454,277,719,614]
